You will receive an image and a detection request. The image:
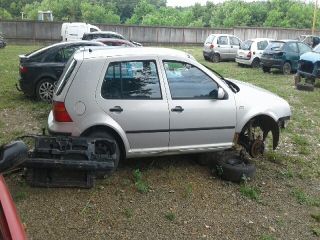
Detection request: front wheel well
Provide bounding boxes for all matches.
[81,125,126,159]
[238,115,280,157]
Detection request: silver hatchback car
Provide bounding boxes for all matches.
[48,47,291,171]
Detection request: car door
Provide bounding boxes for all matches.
[216,36,230,59]
[161,60,237,152]
[229,36,241,59]
[285,42,300,70]
[96,58,170,153]
[297,42,312,56]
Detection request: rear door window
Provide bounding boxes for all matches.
[286,42,299,53]
[217,36,228,45]
[101,60,162,99]
[230,37,240,46]
[257,40,269,50]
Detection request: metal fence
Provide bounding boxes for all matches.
[0,20,318,45]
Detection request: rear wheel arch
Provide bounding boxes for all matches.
[81,125,126,159]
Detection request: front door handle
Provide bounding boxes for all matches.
[171,106,184,112]
[109,106,123,113]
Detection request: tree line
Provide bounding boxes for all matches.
[0,0,319,29]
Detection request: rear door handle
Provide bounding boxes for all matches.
[171,106,184,112]
[109,106,123,113]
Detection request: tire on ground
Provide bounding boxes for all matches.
[215,157,256,183]
[296,82,315,92]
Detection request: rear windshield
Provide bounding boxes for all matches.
[265,41,284,51]
[55,59,77,95]
[241,40,253,50]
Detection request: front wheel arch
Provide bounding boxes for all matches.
[238,115,280,157]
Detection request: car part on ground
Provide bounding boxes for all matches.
[0,142,28,240]
[294,73,316,91]
[236,38,273,68]
[203,34,242,62]
[0,37,6,48]
[260,40,312,74]
[215,157,256,183]
[17,41,104,102]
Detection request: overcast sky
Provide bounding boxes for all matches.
[166,0,312,7]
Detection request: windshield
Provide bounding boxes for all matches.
[241,40,253,50]
[313,44,320,53]
[265,41,284,51]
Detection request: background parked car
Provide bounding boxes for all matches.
[203,34,242,62]
[0,35,6,48]
[294,43,320,91]
[92,38,136,47]
[260,40,312,74]
[82,31,142,46]
[18,41,104,102]
[236,38,273,68]
[298,35,320,48]
[61,22,101,42]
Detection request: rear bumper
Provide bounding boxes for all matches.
[18,77,35,97]
[235,57,251,65]
[261,58,284,69]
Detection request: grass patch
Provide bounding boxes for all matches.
[311,213,320,222]
[164,212,176,222]
[312,228,320,237]
[239,184,261,201]
[123,208,133,219]
[183,183,193,198]
[133,169,149,194]
[259,234,276,240]
[291,189,320,207]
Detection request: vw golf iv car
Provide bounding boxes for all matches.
[48,47,291,171]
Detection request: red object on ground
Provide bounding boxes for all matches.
[0,175,27,240]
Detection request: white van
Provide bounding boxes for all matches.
[61,22,101,42]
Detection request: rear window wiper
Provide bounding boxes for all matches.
[203,64,240,93]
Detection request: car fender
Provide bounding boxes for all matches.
[78,112,130,153]
[236,107,279,133]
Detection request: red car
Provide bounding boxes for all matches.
[92,38,136,47]
[0,141,28,240]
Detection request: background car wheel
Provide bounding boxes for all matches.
[251,58,260,68]
[211,53,220,63]
[203,55,209,61]
[36,78,55,102]
[86,131,120,178]
[282,62,292,75]
[215,157,256,183]
[296,82,315,91]
[262,66,270,73]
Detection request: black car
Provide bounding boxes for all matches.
[18,41,104,102]
[260,40,311,74]
[82,31,142,46]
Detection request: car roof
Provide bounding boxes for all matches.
[248,38,274,41]
[26,41,103,58]
[75,47,195,61]
[273,39,299,43]
[209,33,235,37]
[83,31,123,36]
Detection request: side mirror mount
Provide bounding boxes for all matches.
[217,87,225,99]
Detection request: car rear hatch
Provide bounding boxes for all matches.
[262,41,285,59]
[238,40,252,59]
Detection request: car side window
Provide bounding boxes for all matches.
[257,41,268,50]
[217,36,228,45]
[286,42,298,53]
[90,28,98,32]
[63,46,78,61]
[230,37,240,46]
[101,60,162,99]
[163,61,219,99]
[298,42,311,54]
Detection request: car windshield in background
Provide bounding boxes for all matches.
[266,41,284,51]
[241,40,253,50]
[313,44,320,53]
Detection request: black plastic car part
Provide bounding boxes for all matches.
[0,141,28,173]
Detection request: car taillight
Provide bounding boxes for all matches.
[247,51,252,58]
[53,101,73,122]
[210,44,214,49]
[19,66,28,74]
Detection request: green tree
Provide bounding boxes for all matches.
[0,7,12,20]
[126,0,155,25]
[80,2,120,23]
